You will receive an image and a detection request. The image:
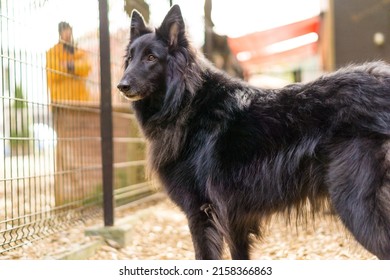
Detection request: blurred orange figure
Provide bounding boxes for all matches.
[46,21,91,101]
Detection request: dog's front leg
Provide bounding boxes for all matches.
[186,206,224,260]
[227,219,252,260]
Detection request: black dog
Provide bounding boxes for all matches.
[118,5,390,259]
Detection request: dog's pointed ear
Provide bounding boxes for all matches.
[157,5,185,49]
[130,9,148,41]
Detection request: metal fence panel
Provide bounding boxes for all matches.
[0,0,153,253]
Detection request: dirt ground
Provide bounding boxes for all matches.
[1,194,376,260]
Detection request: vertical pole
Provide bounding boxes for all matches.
[204,0,213,60]
[99,0,114,226]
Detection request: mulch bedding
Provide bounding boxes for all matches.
[1,194,376,260]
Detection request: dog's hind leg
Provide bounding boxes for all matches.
[326,138,390,259]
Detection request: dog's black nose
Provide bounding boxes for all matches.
[117,82,131,93]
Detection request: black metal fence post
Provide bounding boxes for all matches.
[99,0,114,226]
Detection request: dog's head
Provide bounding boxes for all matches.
[117,5,202,118]
[118,5,193,97]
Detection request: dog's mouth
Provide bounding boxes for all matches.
[117,82,142,101]
[119,92,143,101]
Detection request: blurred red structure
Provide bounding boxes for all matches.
[228,16,320,73]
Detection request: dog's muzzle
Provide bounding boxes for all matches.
[117,81,142,101]
[117,81,131,94]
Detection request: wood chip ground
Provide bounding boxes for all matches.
[0,195,376,260]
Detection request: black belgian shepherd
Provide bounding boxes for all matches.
[117,5,390,259]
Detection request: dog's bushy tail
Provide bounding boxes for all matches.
[326,138,390,259]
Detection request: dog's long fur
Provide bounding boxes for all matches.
[118,5,390,259]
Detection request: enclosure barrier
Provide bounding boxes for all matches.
[0,0,154,253]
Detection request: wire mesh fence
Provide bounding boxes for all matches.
[0,0,154,253]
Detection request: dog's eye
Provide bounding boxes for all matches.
[125,56,132,66]
[147,54,157,61]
